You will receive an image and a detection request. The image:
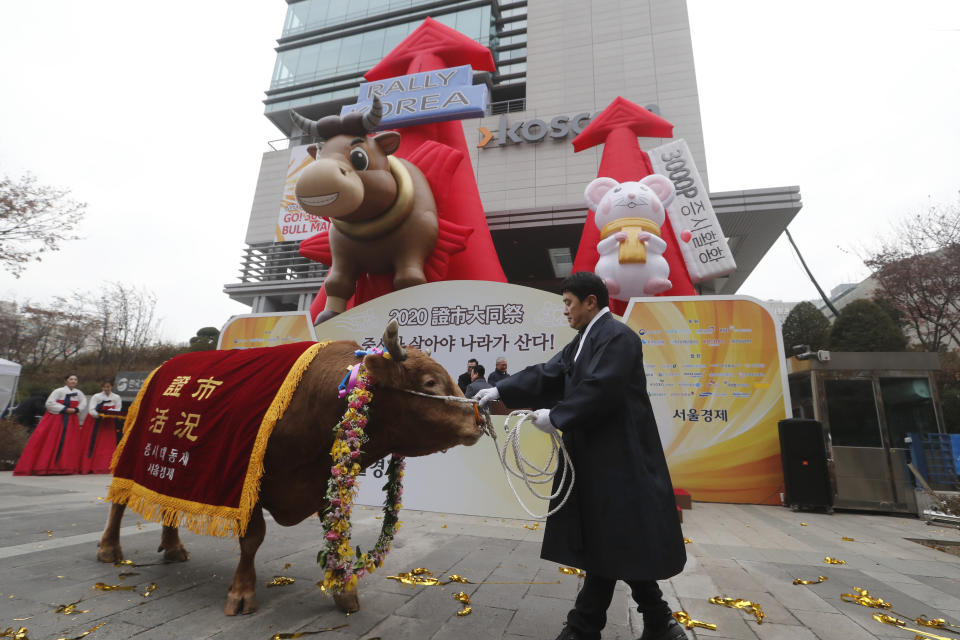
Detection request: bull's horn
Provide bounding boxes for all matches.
[291,110,318,137]
[362,95,383,132]
[382,319,407,362]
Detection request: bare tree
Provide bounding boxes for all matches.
[0,173,86,277]
[864,195,960,352]
[89,283,159,367]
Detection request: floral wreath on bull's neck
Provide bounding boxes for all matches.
[318,348,405,596]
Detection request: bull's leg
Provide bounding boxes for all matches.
[225,504,266,616]
[157,525,189,562]
[333,582,360,613]
[393,261,427,290]
[322,266,357,315]
[97,502,126,563]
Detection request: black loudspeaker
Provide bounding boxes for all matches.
[778,418,835,512]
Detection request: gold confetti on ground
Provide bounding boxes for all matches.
[841,587,891,609]
[93,582,136,592]
[453,591,472,616]
[113,560,135,567]
[709,596,766,624]
[673,611,717,631]
[118,572,139,580]
[792,576,828,585]
[446,575,470,584]
[872,612,955,640]
[441,524,447,528]
[800,522,807,526]
[95,497,105,502]
[387,569,441,586]
[56,621,106,640]
[136,522,142,531]
[55,600,89,615]
[283,563,292,571]
[523,523,540,530]
[823,557,846,565]
[270,624,349,639]
[683,538,692,544]
[141,583,157,597]
[558,567,586,578]
[45,531,53,537]
[267,576,296,587]
[11,619,31,622]
[0,627,29,639]
[841,536,854,541]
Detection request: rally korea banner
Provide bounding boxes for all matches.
[650,138,736,282]
[277,145,330,242]
[314,280,576,519]
[624,296,790,505]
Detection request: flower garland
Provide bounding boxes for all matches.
[317,355,405,595]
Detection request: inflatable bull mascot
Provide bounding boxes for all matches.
[292,97,442,324]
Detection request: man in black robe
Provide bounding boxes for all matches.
[475,272,687,640]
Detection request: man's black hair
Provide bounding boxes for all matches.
[467,358,478,366]
[472,364,486,378]
[560,271,610,309]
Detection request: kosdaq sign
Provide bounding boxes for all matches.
[651,138,737,283]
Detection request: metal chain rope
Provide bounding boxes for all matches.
[401,390,575,519]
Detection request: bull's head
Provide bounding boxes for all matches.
[291,97,402,220]
[362,320,484,456]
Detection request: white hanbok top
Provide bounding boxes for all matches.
[88,391,122,417]
[45,386,88,414]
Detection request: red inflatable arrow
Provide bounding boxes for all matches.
[570,97,695,315]
[309,18,506,320]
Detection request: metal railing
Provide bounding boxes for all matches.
[237,242,328,284]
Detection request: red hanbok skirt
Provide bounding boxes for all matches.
[79,414,121,474]
[13,411,84,475]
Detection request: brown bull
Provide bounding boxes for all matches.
[292,97,439,324]
[96,321,481,615]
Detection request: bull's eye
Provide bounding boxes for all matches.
[424,379,437,389]
[349,148,369,170]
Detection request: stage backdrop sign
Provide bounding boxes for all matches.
[218,311,318,351]
[314,280,576,519]
[624,296,791,504]
[277,144,331,242]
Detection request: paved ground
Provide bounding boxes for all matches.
[1,472,959,640]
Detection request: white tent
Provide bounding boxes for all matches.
[0,358,22,417]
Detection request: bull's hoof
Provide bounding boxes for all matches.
[333,589,360,613]
[158,543,190,562]
[314,310,340,325]
[97,543,123,563]
[224,589,258,616]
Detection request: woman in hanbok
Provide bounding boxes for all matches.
[13,374,87,475]
[79,379,123,474]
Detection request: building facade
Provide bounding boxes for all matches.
[225,0,802,313]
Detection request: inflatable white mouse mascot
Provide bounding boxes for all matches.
[583,174,677,300]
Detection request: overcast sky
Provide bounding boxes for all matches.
[1,1,958,343]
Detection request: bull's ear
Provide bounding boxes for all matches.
[362,353,400,386]
[372,132,401,156]
[307,144,319,160]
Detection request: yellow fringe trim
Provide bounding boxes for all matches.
[106,341,330,538]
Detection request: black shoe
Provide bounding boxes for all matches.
[639,618,688,640]
[554,624,598,640]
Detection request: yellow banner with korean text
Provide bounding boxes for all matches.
[218,311,318,350]
[623,296,791,504]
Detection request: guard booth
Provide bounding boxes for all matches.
[787,352,944,513]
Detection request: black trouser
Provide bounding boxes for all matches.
[566,573,672,639]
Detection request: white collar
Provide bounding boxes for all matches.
[574,307,610,361]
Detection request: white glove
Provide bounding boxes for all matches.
[531,409,557,435]
[473,386,500,409]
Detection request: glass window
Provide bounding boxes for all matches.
[789,375,815,420]
[273,48,300,86]
[880,377,938,448]
[337,33,363,71]
[284,2,311,33]
[455,8,483,40]
[359,28,386,68]
[382,23,410,55]
[326,0,351,24]
[315,39,341,76]
[824,379,882,447]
